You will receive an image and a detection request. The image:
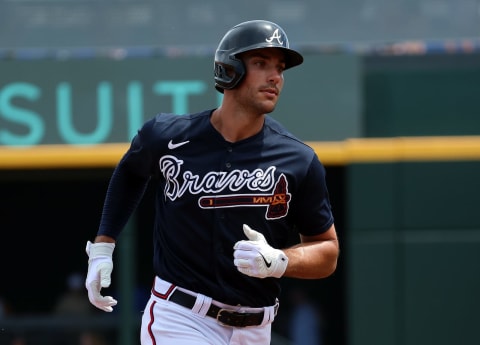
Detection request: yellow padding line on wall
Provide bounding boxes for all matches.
[308,136,480,165]
[1,136,480,169]
[0,143,129,169]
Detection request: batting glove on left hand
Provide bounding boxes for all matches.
[85,241,118,312]
[233,224,288,279]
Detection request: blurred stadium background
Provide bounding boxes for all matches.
[0,1,479,345]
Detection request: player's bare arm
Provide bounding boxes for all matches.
[282,225,339,279]
[94,235,116,244]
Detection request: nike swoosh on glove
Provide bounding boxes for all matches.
[85,241,118,312]
[233,224,288,278]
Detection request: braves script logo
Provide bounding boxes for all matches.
[265,29,283,45]
[159,155,291,220]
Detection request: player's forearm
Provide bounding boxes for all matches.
[97,163,150,239]
[282,239,339,279]
[94,235,116,244]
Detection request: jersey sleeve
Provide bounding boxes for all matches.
[292,154,334,236]
[97,119,157,239]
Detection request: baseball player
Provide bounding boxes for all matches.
[85,20,339,345]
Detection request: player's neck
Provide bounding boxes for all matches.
[211,107,264,143]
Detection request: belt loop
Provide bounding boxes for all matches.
[260,300,279,326]
[191,293,212,318]
[274,298,279,316]
[166,286,177,300]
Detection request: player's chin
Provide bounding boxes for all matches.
[259,99,278,113]
[265,103,277,114]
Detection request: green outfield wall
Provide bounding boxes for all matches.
[347,161,480,345]
[364,54,480,137]
[346,53,480,345]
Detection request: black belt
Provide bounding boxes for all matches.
[169,289,265,327]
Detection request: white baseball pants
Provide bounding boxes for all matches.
[140,276,276,345]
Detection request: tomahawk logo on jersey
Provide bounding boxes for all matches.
[197,174,291,220]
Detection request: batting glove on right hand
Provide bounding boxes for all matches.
[233,224,289,279]
[85,241,118,312]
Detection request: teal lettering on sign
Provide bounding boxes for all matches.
[127,81,144,141]
[57,82,113,144]
[0,83,45,146]
[154,81,206,115]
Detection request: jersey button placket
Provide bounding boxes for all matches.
[217,146,232,222]
[225,146,233,171]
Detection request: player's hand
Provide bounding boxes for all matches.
[233,224,288,278]
[85,241,118,312]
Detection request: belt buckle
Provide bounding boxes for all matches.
[216,308,235,327]
[216,308,251,327]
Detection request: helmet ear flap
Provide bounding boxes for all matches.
[214,63,230,93]
[215,63,227,78]
[214,58,245,92]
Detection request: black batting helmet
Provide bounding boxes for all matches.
[214,20,304,93]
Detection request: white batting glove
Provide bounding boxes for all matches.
[233,224,288,279]
[85,241,118,312]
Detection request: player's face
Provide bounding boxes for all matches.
[236,48,286,115]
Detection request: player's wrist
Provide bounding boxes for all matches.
[270,249,288,278]
[94,235,116,244]
[86,241,115,259]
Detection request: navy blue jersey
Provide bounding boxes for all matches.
[98,109,334,307]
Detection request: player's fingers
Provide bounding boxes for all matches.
[233,240,259,251]
[98,296,118,312]
[233,242,249,254]
[233,247,258,260]
[87,280,103,303]
[234,258,251,268]
[100,276,111,288]
[87,281,117,312]
[98,264,112,288]
[233,239,253,250]
[237,267,256,277]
